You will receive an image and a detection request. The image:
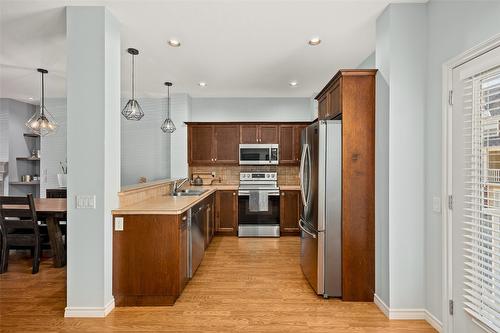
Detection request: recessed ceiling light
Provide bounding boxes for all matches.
[168,39,181,47]
[289,80,298,87]
[28,97,33,100]
[198,82,207,87]
[308,37,321,46]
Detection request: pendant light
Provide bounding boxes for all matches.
[161,82,176,133]
[121,48,144,120]
[25,68,58,136]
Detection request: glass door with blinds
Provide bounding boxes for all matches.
[451,45,500,333]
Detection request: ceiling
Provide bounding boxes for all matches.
[0,0,425,103]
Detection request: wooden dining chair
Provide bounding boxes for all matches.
[0,194,48,274]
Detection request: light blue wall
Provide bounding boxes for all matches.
[66,5,120,314]
[357,52,375,69]
[375,7,391,308]
[374,3,427,311]
[121,98,171,186]
[40,98,67,197]
[0,98,38,196]
[191,97,314,122]
[425,0,500,324]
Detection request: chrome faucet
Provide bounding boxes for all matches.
[171,178,190,195]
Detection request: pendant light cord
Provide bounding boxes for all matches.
[131,54,135,100]
[41,72,45,116]
[167,85,170,118]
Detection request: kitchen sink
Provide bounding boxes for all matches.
[171,189,208,197]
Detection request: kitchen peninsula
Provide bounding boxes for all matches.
[112,178,301,306]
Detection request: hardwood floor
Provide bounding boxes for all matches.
[0,237,436,332]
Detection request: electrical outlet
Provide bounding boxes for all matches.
[432,196,441,213]
[75,195,96,209]
[114,217,124,231]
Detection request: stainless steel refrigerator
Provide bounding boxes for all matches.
[299,120,342,298]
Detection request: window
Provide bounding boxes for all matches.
[463,67,500,331]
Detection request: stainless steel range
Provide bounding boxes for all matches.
[238,172,280,237]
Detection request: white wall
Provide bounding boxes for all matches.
[374,3,427,311]
[191,97,313,122]
[40,98,67,197]
[424,0,500,325]
[121,98,171,185]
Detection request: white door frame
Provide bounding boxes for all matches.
[441,33,500,333]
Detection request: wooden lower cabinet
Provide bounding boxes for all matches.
[202,194,215,248]
[113,213,188,306]
[215,190,238,235]
[280,190,301,235]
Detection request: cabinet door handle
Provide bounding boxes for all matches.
[215,158,217,161]
[232,192,236,196]
[281,192,285,196]
[182,216,187,221]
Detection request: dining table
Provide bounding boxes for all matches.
[34,198,67,268]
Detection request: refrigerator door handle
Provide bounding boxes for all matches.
[299,144,309,207]
[299,219,316,239]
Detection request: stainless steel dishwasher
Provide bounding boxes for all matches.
[188,203,205,278]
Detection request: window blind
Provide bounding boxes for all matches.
[463,66,500,332]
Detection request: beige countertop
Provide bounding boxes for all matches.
[279,185,300,191]
[113,183,299,216]
[113,185,238,215]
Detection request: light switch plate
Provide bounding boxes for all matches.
[432,196,441,213]
[75,195,96,209]
[115,217,124,231]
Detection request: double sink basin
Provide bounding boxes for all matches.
[171,189,208,197]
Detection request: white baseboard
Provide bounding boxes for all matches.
[424,310,443,332]
[64,298,115,318]
[373,294,443,332]
[374,293,389,317]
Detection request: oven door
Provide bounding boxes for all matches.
[238,190,280,225]
[239,145,271,165]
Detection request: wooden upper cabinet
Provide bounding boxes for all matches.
[279,124,306,165]
[259,125,278,144]
[318,93,330,120]
[188,122,308,166]
[214,125,239,164]
[240,125,259,143]
[279,125,294,164]
[240,124,278,143]
[189,125,214,165]
[329,79,341,119]
[294,125,307,162]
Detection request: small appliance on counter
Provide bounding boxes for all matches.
[238,172,280,237]
[21,175,33,183]
[192,175,203,186]
[190,172,215,186]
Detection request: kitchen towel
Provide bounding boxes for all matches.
[249,190,269,212]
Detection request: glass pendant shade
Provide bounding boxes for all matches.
[122,48,144,121]
[161,118,176,133]
[121,99,144,120]
[160,82,176,133]
[26,68,58,136]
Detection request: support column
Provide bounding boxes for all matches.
[65,6,120,317]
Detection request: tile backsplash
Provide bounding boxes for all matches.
[189,165,299,186]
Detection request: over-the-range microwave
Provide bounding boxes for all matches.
[239,144,279,165]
